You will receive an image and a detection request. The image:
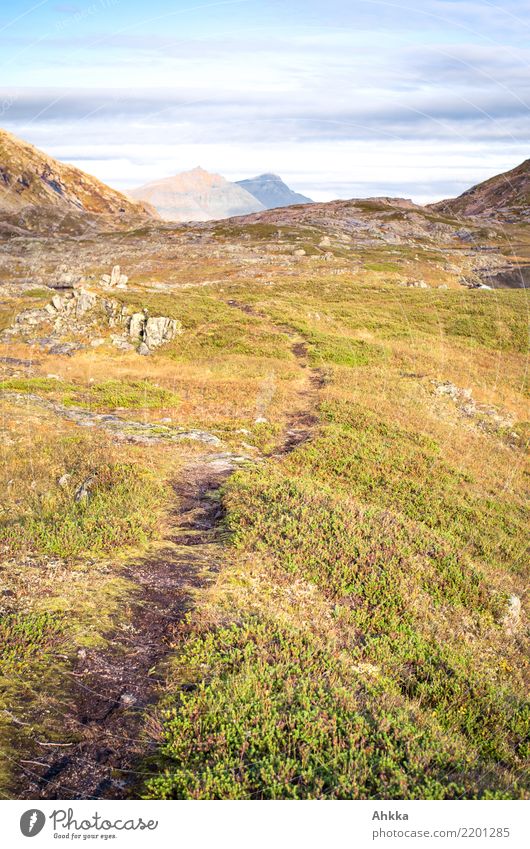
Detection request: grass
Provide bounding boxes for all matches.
[1,208,528,800]
[143,618,527,800]
[141,266,528,800]
[144,424,528,797]
[0,612,64,676]
[0,460,166,558]
[0,424,172,794]
[23,287,53,299]
[0,377,179,411]
[72,379,180,410]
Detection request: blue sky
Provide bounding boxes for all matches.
[0,0,529,201]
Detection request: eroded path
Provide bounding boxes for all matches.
[15,322,323,800]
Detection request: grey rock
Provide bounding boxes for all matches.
[101,265,128,289]
[129,312,145,341]
[144,316,180,349]
[75,288,97,317]
[48,342,84,356]
[127,312,182,350]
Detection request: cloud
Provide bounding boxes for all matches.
[0,0,528,202]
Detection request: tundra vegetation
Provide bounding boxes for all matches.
[0,204,528,800]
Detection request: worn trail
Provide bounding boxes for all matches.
[16,320,322,800]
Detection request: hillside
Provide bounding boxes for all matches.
[0,166,528,801]
[236,172,313,208]
[0,129,156,233]
[129,167,265,221]
[431,158,530,222]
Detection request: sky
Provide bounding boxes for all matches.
[0,0,529,202]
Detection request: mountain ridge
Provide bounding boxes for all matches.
[0,128,156,232]
[236,172,313,209]
[429,158,530,222]
[129,166,265,222]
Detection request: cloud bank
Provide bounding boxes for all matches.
[0,0,528,201]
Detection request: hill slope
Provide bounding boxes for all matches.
[0,129,155,231]
[130,167,265,221]
[430,159,530,222]
[236,173,313,209]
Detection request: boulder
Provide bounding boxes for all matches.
[51,265,82,290]
[129,312,146,341]
[101,265,128,289]
[75,289,97,317]
[127,312,182,351]
[144,316,179,349]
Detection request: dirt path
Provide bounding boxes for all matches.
[16,323,322,800]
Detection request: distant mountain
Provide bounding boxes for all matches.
[236,173,313,209]
[129,167,265,222]
[0,128,155,232]
[430,159,530,222]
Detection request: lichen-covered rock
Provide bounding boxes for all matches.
[74,289,97,317]
[100,265,128,289]
[144,316,180,348]
[129,312,146,341]
[51,265,82,290]
[126,312,182,351]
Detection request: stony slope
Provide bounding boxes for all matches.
[0,129,156,232]
[129,167,265,221]
[430,158,530,222]
[236,173,313,208]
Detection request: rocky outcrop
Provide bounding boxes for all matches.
[4,391,221,445]
[430,158,530,223]
[503,595,523,635]
[51,264,83,290]
[433,381,517,440]
[1,289,181,355]
[128,311,182,352]
[100,265,128,289]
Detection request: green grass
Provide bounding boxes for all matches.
[0,377,76,394]
[145,395,528,799]
[23,287,53,299]
[306,332,387,367]
[290,401,528,575]
[113,290,292,361]
[0,377,179,411]
[143,619,527,800]
[365,261,401,273]
[0,612,64,675]
[0,462,166,558]
[73,379,179,410]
